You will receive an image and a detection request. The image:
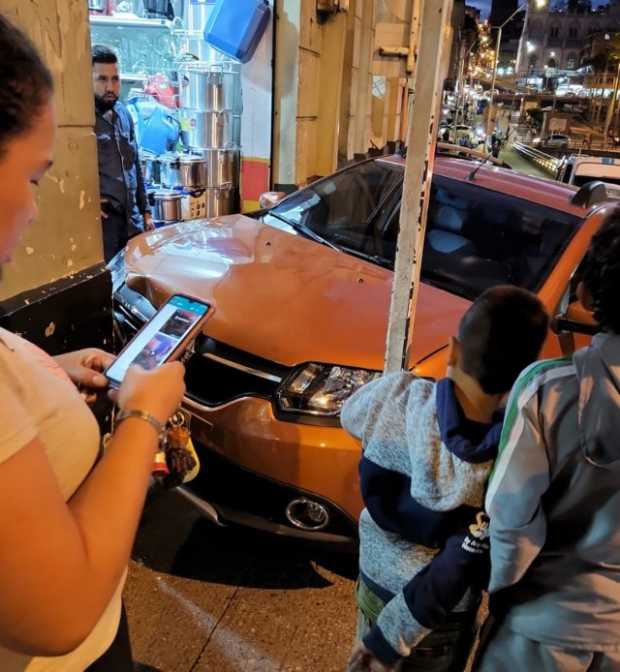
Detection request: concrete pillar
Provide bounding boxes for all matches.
[0,0,102,302]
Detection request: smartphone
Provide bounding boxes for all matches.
[106,294,213,387]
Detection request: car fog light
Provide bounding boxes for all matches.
[286,498,330,531]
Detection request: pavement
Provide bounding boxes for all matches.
[125,488,358,672]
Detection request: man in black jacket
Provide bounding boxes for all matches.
[92,45,153,262]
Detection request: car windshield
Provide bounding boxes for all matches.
[264,160,582,300]
[265,159,403,258]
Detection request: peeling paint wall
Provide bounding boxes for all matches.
[0,0,103,302]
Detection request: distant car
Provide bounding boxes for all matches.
[547,133,571,150]
[533,133,570,150]
[112,155,609,544]
[438,124,479,147]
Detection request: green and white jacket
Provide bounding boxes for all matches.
[487,333,620,651]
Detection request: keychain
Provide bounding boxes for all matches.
[161,409,200,489]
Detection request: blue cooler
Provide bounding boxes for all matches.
[204,0,271,63]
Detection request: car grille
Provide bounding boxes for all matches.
[112,293,291,407]
[186,338,291,407]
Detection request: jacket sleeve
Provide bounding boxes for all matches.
[130,116,150,215]
[340,374,403,442]
[484,378,550,594]
[363,513,490,665]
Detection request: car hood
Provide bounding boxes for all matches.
[124,215,471,370]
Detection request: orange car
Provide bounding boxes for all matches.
[111,156,608,545]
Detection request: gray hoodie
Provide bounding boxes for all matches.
[486,333,620,650]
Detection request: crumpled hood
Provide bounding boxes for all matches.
[574,333,620,468]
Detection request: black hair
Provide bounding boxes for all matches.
[458,285,549,395]
[581,215,620,335]
[92,44,118,65]
[0,14,53,157]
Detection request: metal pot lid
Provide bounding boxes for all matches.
[159,153,181,165]
[178,154,208,164]
[154,190,184,200]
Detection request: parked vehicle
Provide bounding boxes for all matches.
[557,154,620,188]
[111,155,610,544]
[534,133,570,150]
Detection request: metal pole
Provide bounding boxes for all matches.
[384,0,454,372]
[489,25,502,135]
[604,61,620,146]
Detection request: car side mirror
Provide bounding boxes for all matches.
[259,191,288,210]
[551,301,598,356]
[552,301,598,336]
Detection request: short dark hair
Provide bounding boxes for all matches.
[0,14,53,157]
[92,44,118,65]
[458,286,549,394]
[581,214,620,334]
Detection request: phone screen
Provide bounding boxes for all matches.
[106,295,211,386]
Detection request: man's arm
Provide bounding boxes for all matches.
[128,115,151,222]
[360,515,490,667]
[485,369,551,593]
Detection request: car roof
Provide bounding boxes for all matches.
[377,154,587,218]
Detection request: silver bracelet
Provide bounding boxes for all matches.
[116,409,165,436]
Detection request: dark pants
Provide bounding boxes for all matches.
[86,604,134,672]
[356,608,477,672]
[103,212,129,263]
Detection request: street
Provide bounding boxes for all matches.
[125,489,358,672]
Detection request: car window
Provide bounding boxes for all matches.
[382,176,582,300]
[268,160,403,256]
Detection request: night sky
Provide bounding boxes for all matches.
[469,0,609,19]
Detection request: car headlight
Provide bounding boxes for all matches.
[277,363,380,418]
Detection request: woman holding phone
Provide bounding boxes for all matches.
[0,14,185,671]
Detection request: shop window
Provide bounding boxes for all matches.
[567,53,578,69]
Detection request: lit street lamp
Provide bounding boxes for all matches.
[488,0,547,138]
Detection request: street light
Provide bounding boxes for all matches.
[488,0,548,137]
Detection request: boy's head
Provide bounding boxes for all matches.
[450,286,549,395]
[578,215,620,335]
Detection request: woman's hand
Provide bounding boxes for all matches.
[116,362,186,425]
[54,348,114,402]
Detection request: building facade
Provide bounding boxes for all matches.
[516,1,620,76]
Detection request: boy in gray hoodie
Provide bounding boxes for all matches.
[475,215,620,669]
[342,286,549,671]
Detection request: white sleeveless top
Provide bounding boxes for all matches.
[0,328,124,671]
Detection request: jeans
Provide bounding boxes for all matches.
[356,608,476,672]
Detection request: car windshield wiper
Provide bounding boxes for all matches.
[266,211,340,253]
[337,244,392,269]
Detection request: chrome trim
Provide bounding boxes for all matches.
[176,487,225,527]
[183,394,254,413]
[201,351,283,383]
[285,498,330,531]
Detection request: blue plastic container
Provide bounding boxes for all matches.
[204,0,271,64]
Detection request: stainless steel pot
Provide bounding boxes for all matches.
[184,0,214,34]
[153,190,184,223]
[188,148,239,187]
[178,155,209,189]
[178,65,241,112]
[158,154,182,188]
[204,187,237,218]
[179,109,234,149]
[139,152,161,185]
